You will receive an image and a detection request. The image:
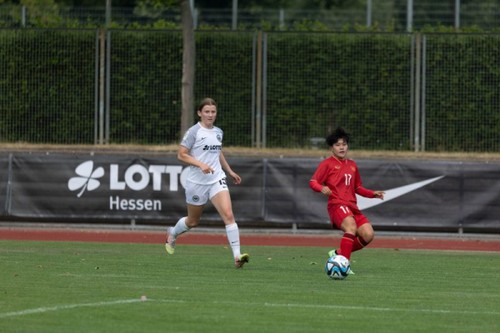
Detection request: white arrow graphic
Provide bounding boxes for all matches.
[357,175,445,210]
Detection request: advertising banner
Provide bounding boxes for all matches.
[8,153,264,223]
[265,158,500,230]
[0,153,11,217]
[9,153,185,221]
[2,152,499,232]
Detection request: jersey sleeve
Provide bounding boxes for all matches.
[356,186,374,198]
[309,161,327,192]
[180,125,197,149]
[352,162,375,198]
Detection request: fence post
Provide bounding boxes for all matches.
[262,32,268,149]
[454,0,460,30]
[255,31,263,148]
[414,33,421,152]
[105,30,111,144]
[21,5,26,27]
[421,35,427,152]
[366,0,372,28]
[232,0,238,30]
[98,28,106,145]
[94,30,99,145]
[407,0,413,32]
[105,0,111,28]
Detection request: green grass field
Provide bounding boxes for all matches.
[1,240,499,333]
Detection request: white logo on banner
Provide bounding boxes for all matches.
[357,175,445,210]
[68,161,105,198]
[67,160,187,212]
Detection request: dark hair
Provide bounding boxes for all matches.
[197,97,217,111]
[326,127,350,146]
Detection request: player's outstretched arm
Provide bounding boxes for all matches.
[219,152,241,184]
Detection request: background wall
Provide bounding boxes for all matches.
[2,152,499,233]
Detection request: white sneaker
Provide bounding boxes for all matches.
[165,227,176,255]
[234,253,250,268]
[327,249,337,257]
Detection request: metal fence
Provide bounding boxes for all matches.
[1,29,500,152]
[2,2,500,31]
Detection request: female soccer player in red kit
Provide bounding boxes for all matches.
[309,127,385,271]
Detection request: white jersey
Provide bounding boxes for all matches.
[180,122,226,185]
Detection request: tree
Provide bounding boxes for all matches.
[180,0,195,136]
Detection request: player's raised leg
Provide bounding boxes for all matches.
[165,216,190,254]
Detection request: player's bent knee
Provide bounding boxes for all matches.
[186,218,200,228]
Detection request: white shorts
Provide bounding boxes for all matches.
[185,177,229,205]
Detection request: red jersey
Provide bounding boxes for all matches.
[309,156,374,210]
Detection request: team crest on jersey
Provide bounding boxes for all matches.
[192,195,200,202]
[216,133,222,142]
[335,165,340,170]
[351,166,356,172]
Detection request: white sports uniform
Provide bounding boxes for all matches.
[180,122,228,205]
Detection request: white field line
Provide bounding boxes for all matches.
[2,298,499,319]
[159,299,500,317]
[0,299,142,319]
[259,301,500,316]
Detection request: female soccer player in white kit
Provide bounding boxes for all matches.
[165,98,250,268]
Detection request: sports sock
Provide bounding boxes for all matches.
[351,236,369,253]
[338,232,356,260]
[172,216,190,238]
[225,223,241,258]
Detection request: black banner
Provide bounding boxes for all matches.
[1,152,499,232]
[0,153,10,216]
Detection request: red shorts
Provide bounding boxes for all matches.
[327,204,370,230]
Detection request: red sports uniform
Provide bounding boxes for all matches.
[309,156,375,229]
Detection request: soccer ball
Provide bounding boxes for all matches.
[325,255,350,280]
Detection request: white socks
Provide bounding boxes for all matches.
[172,218,241,259]
[172,217,190,238]
[225,223,241,258]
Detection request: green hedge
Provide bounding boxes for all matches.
[108,30,183,144]
[0,29,96,144]
[106,30,255,145]
[424,34,500,152]
[266,33,413,149]
[1,29,500,151]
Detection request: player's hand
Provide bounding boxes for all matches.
[373,191,385,200]
[229,171,241,185]
[200,163,214,174]
[321,186,332,196]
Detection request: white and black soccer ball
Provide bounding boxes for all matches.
[325,255,350,280]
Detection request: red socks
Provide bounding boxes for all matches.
[338,232,356,260]
[352,236,369,252]
[338,234,370,260]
